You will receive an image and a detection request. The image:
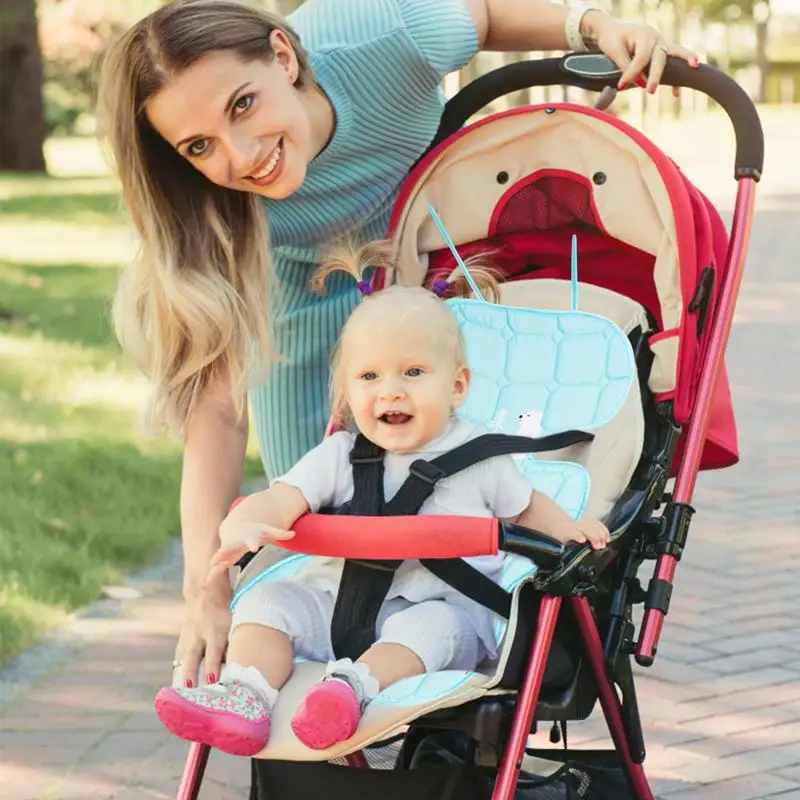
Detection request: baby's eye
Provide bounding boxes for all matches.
[360,371,378,381]
[233,93,255,115]
[406,367,424,377]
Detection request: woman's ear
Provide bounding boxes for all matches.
[269,29,299,83]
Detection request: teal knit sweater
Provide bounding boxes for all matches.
[250,0,479,478]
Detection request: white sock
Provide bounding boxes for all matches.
[324,658,380,706]
[219,662,279,709]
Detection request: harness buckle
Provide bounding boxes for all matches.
[408,459,447,485]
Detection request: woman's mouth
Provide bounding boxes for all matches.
[380,411,412,426]
[247,139,284,186]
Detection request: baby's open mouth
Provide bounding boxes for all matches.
[380,411,412,425]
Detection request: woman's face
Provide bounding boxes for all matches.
[145,31,318,200]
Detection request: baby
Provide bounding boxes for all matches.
[154,243,609,757]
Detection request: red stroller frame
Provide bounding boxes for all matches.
[176,56,763,800]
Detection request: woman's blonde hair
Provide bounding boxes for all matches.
[312,239,502,426]
[96,0,313,437]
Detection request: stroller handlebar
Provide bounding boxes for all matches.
[432,54,764,180]
[283,513,566,570]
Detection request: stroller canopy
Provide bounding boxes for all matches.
[387,103,738,471]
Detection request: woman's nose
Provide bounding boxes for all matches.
[225,135,260,177]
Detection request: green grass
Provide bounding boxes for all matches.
[0,138,262,666]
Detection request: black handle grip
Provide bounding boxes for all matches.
[498,521,565,570]
[431,54,764,180]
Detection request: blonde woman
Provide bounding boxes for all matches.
[96,0,697,697]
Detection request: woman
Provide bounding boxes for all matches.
[96,0,697,694]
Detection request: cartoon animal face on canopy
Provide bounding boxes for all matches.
[387,105,696,411]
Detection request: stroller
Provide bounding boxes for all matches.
[175,55,763,800]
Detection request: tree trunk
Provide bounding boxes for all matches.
[755,19,770,103]
[0,0,46,172]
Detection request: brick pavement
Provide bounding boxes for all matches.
[1,107,798,799]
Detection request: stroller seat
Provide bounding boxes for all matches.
[231,277,650,762]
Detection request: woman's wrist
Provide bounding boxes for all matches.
[183,569,231,604]
[578,8,613,51]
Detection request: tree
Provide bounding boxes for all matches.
[686,0,772,101]
[0,0,47,172]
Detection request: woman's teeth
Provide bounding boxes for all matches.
[250,144,281,180]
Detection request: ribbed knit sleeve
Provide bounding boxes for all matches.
[394,0,479,80]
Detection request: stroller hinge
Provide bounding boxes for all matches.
[657,502,696,560]
[644,578,673,617]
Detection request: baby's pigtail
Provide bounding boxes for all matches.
[439,253,503,304]
[312,239,398,295]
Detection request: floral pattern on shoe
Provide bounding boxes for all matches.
[174,680,270,722]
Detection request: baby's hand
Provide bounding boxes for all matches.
[206,520,295,583]
[555,518,611,550]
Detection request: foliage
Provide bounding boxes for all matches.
[38,0,161,135]
[0,137,263,666]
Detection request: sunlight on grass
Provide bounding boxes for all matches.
[45,136,113,178]
[0,136,266,667]
[0,138,181,666]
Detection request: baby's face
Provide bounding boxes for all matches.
[343,324,469,454]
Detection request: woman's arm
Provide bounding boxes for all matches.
[462,0,698,91]
[464,0,594,52]
[174,367,249,686]
[180,367,248,604]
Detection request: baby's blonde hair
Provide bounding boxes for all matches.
[313,239,501,426]
[96,0,313,438]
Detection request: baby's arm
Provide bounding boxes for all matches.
[206,483,309,580]
[511,491,610,550]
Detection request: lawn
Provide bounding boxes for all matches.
[0,138,262,667]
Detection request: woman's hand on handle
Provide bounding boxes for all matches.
[586,13,700,94]
[465,1,699,97]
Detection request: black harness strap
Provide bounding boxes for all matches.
[329,435,400,660]
[384,431,594,516]
[421,557,512,618]
[330,429,594,660]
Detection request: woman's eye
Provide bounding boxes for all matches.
[187,139,209,157]
[233,93,254,114]
[361,371,378,381]
[407,368,424,377]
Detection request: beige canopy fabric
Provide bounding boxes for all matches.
[386,105,691,399]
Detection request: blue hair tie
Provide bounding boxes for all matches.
[357,280,373,296]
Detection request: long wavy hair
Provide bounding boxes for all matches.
[95,0,312,437]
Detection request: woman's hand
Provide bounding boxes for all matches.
[584,12,700,94]
[173,582,232,688]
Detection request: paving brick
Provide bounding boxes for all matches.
[663,773,799,800]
